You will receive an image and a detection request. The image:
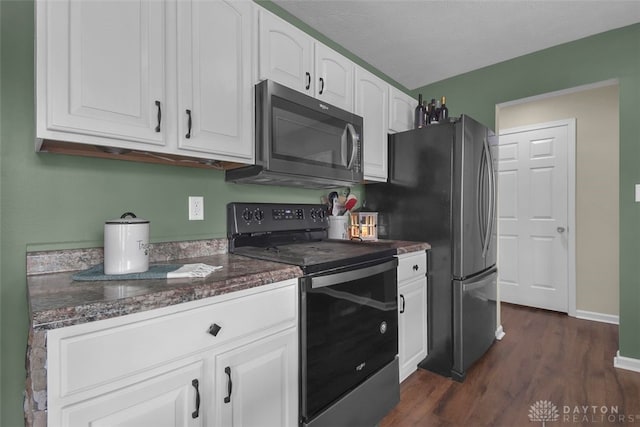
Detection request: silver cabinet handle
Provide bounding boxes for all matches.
[557,226,566,233]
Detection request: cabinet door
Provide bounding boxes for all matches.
[258,9,313,95]
[39,0,165,146]
[356,67,388,182]
[389,86,415,133]
[177,0,253,162]
[398,276,428,383]
[60,361,203,427]
[214,329,298,427]
[315,43,354,112]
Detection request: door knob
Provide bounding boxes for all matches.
[557,226,566,233]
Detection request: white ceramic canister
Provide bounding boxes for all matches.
[104,212,150,275]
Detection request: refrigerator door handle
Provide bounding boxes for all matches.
[486,136,496,255]
[481,137,493,259]
[477,144,487,253]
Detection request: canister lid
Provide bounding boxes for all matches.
[105,212,150,224]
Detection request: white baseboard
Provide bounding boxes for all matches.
[495,325,505,340]
[575,309,619,325]
[614,351,640,373]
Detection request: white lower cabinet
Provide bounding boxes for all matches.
[214,329,298,427]
[47,279,298,427]
[397,251,428,382]
[62,361,204,427]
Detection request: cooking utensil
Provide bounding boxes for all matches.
[328,191,340,216]
[344,194,358,213]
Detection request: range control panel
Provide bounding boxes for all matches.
[272,208,305,221]
[227,203,329,235]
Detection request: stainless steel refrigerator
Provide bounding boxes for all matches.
[366,114,498,381]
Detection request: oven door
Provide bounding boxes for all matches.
[300,257,398,422]
[257,80,364,183]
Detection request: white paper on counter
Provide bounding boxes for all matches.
[166,263,223,278]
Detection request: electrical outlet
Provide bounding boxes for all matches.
[189,196,204,220]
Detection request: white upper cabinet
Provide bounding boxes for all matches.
[355,67,388,182]
[258,8,314,96]
[37,0,166,148]
[177,0,253,161]
[389,86,415,133]
[37,0,254,164]
[258,8,354,112]
[314,43,354,112]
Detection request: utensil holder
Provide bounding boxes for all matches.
[328,216,349,240]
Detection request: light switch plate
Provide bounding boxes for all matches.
[636,184,640,203]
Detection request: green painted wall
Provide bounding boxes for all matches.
[3,0,638,424]
[413,24,640,359]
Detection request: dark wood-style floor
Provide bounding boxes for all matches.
[380,303,640,427]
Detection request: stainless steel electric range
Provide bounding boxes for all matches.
[227,202,400,427]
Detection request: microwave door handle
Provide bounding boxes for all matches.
[343,123,359,170]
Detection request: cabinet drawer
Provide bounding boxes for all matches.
[397,251,427,282]
[49,283,297,398]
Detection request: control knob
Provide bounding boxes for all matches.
[242,208,252,222]
[254,208,264,221]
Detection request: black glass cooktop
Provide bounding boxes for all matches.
[227,203,397,274]
[232,240,396,274]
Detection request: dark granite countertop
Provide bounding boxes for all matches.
[26,239,429,331]
[27,253,302,331]
[371,240,431,254]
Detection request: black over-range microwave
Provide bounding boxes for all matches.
[226,80,364,189]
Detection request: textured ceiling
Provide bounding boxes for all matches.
[272,0,640,90]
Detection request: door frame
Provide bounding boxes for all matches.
[498,118,576,316]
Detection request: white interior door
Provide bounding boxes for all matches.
[497,120,574,312]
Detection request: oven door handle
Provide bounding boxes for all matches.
[310,259,398,289]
